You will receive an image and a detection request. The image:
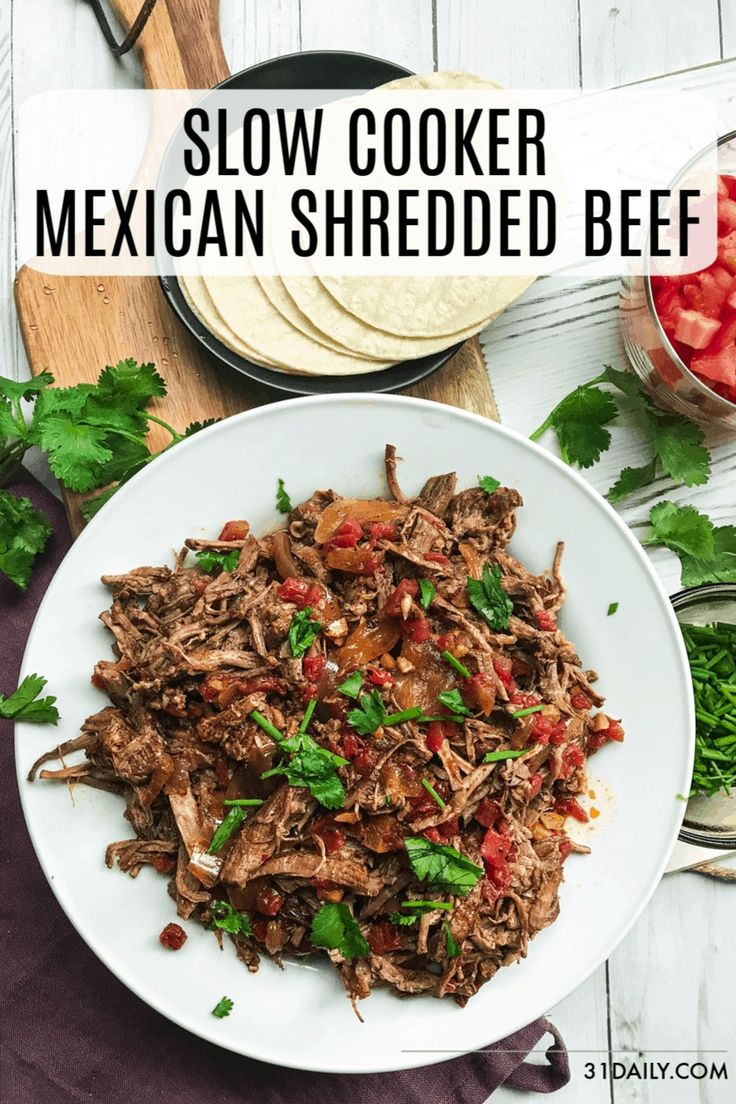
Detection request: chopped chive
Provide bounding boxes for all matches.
[222,798,264,807]
[441,650,472,680]
[421,777,446,807]
[483,747,533,763]
[384,706,425,726]
[400,899,453,911]
[511,704,544,720]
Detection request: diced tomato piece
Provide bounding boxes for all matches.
[535,609,556,632]
[400,616,431,643]
[474,798,503,828]
[323,517,364,551]
[256,887,284,916]
[425,551,449,565]
[313,822,346,854]
[159,922,187,950]
[549,720,567,746]
[303,654,326,683]
[385,578,419,616]
[691,346,736,388]
[368,522,399,546]
[218,520,249,541]
[554,796,589,823]
[423,817,459,843]
[277,577,321,609]
[528,773,543,799]
[718,195,736,231]
[492,656,516,692]
[426,720,451,753]
[559,744,585,780]
[367,665,393,687]
[480,826,515,890]
[703,309,736,352]
[606,719,625,742]
[682,272,728,318]
[510,691,540,708]
[558,836,573,860]
[353,749,378,775]
[570,690,592,711]
[368,920,402,955]
[532,714,553,744]
[342,733,365,760]
[673,309,722,349]
[153,854,176,875]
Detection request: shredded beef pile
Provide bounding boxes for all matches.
[31,446,623,1008]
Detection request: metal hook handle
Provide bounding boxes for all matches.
[83,0,158,57]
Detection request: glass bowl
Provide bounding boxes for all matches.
[620,130,736,428]
[671,583,736,848]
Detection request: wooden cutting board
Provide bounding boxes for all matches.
[14,0,498,538]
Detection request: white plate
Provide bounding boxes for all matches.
[16,394,694,1073]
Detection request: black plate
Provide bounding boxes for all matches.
[158,51,462,397]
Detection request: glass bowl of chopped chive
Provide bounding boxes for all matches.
[672,583,736,848]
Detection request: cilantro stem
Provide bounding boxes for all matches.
[441,650,472,679]
[511,704,544,719]
[0,439,29,486]
[421,777,446,807]
[250,710,285,746]
[383,706,425,726]
[400,899,453,911]
[529,373,608,443]
[145,412,183,442]
[222,798,264,807]
[298,697,317,736]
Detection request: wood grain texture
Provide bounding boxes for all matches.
[14,0,497,536]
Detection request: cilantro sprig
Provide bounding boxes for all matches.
[209,899,252,938]
[254,707,348,809]
[196,549,240,574]
[478,475,501,494]
[643,501,736,587]
[0,673,59,724]
[389,899,453,925]
[346,690,424,735]
[0,363,218,588]
[530,366,711,498]
[311,902,369,960]
[211,996,234,1019]
[403,837,484,896]
[337,670,363,699]
[276,478,292,514]
[288,608,321,658]
[467,564,513,631]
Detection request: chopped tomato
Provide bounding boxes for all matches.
[570,690,591,711]
[400,616,431,643]
[277,576,322,609]
[492,656,516,692]
[218,520,249,541]
[426,720,452,753]
[385,578,419,616]
[463,672,496,715]
[159,922,187,950]
[367,665,393,687]
[558,836,573,860]
[554,795,589,823]
[510,691,540,708]
[480,826,515,891]
[313,822,346,854]
[423,817,459,843]
[368,920,402,954]
[528,773,543,799]
[690,346,736,388]
[474,798,503,828]
[255,887,284,916]
[559,744,585,780]
[152,854,176,875]
[534,609,556,632]
[368,522,399,545]
[425,551,450,565]
[303,655,325,683]
[323,517,364,551]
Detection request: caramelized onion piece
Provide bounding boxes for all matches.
[359,814,404,853]
[314,498,408,543]
[393,640,457,712]
[335,617,402,672]
[459,541,483,580]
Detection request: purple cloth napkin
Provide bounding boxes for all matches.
[1,473,570,1103]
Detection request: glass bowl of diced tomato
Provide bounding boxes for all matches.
[620,131,736,427]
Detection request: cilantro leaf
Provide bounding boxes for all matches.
[643,501,715,559]
[347,690,386,735]
[478,475,500,494]
[467,563,513,631]
[596,364,642,399]
[679,525,736,587]
[209,899,252,938]
[0,673,59,723]
[418,578,436,610]
[0,371,54,404]
[311,902,369,959]
[208,806,245,853]
[276,478,292,514]
[184,418,220,437]
[444,921,461,958]
[196,549,240,574]
[653,418,710,488]
[31,415,114,493]
[607,460,657,504]
[255,709,348,810]
[211,996,233,1019]
[389,911,418,926]
[0,489,53,589]
[337,670,363,699]
[288,607,321,658]
[403,837,484,896]
[531,385,618,468]
[437,689,472,717]
[607,602,619,616]
[95,359,166,407]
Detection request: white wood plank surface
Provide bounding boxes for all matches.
[2,3,735,1101]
